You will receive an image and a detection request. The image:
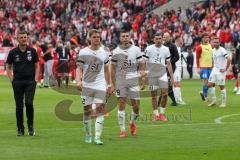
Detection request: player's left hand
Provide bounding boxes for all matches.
[107,86,112,94]
[109,85,115,94]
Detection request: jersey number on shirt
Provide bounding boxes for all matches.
[154,57,161,63]
[122,59,132,70]
[90,63,99,71]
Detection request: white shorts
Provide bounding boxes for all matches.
[208,69,226,86]
[116,84,140,100]
[148,73,168,91]
[173,67,182,82]
[81,87,106,106]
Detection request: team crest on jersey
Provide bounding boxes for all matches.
[27,54,32,61]
[15,55,20,62]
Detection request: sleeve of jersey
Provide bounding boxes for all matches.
[223,48,229,58]
[104,52,110,64]
[143,48,149,59]
[76,52,85,68]
[111,52,117,65]
[196,45,202,68]
[33,48,39,63]
[6,50,13,64]
[136,48,143,62]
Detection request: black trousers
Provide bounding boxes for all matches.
[12,80,36,130]
[187,65,193,79]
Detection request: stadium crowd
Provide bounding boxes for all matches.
[0,0,239,49]
[0,0,240,86]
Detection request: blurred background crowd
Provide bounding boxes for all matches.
[0,0,239,87]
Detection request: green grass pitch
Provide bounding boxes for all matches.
[0,75,240,160]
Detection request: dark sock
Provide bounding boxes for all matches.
[57,77,61,87]
[65,76,69,88]
[168,87,176,103]
[158,95,162,107]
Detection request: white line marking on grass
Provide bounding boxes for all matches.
[214,114,240,124]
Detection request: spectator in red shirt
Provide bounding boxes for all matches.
[225,26,232,50]
[219,26,226,46]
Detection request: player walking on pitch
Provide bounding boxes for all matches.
[111,30,145,138]
[76,29,111,145]
[144,33,174,122]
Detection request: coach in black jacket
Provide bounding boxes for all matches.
[6,30,39,136]
[158,32,179,106]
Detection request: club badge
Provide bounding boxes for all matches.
[27,54,32,61]
[15,55,20,62]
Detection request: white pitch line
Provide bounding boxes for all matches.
[214,114,240,124]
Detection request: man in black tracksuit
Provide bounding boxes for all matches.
[6,30,39,136]
[55,41,71,88]
[186,47,194,79]
[158,32,179,106]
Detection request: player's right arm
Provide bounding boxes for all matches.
[76,52,84,91]
[6,50,14,82]
[6,64,13,82]
[110,53,117,93]
[143,46,150,73]
[76,65,83,91]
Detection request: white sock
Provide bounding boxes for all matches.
[221,89,227,104]
[95,115,104,139]
[178,87,183,102]
[173,87,179,101]
[209,87,216,102]
[160,107,166,114]
[175,87,183,102]
[153,109,159,116]
[131,111,139,123]
[118,110,125,131]
[83,115,91,136]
